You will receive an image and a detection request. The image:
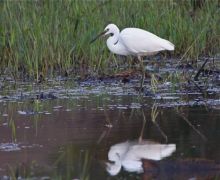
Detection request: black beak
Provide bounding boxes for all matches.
[90,29,108,44]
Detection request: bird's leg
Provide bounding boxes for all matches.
[138,56,145,90]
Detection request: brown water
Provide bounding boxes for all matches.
[0,78,220,179]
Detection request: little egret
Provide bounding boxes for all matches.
[91,24,175,88]
[106,140,176,176]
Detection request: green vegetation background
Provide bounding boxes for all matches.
[0,0,219,79]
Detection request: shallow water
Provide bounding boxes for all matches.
[0,77,220,179]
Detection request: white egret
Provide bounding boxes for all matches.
[106,140,176,176]
[91,24,175,88]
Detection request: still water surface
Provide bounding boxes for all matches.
[0,80,220,179]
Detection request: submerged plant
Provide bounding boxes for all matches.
[9,117,17,142]
[151,74,159,94]
[151,103,168,142]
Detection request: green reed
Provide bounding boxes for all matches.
[0,0,219,79]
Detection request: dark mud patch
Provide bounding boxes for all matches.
[0,58,219,109]
[1,76,219,111]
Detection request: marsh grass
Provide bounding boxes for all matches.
[0,0,219,79]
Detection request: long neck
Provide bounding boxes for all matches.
[106,156,122,175]
[107,30,119,46]
[106,31,129,56]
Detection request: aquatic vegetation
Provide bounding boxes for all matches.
[151,74,159,93]
[52,144,93,180]
[0,0,219,78]
[9,117,17,142]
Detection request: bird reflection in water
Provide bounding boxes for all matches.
[106,140,176,176]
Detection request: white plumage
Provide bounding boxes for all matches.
[106,140,176,176]
[91,23,175,88]
[103,24,174,57]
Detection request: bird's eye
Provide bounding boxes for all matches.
[110,33,114,36]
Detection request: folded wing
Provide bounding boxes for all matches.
[120,28,174,55]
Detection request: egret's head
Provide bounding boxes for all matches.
[106,161,122,176]
[90,24,119,44]
[104,24,119,37]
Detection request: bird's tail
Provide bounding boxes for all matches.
[161,39,175,51]
[161,144,176,158]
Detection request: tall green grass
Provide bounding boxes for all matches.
[0,0,219,79]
